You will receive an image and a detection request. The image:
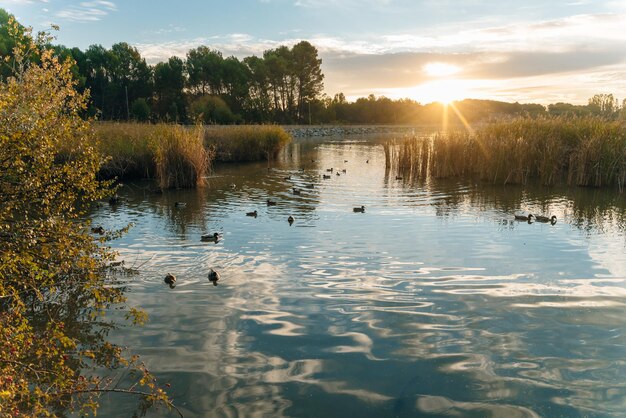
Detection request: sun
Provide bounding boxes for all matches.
[404,79,470,105]
[423,62,461,78]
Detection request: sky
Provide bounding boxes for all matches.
[4,0,626,105]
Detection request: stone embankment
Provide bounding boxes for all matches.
[284,125,422,138]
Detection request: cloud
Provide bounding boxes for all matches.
[3,0,49,3]
[55,1,117,22]
[134,10,626,104]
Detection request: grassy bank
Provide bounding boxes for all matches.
[94,123,212,189]
[93,123,291,187]
[204,125,292,162]
[385,117,626,191]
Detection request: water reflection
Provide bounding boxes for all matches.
[92,135,626,417]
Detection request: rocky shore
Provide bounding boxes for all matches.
[284,125,422,138]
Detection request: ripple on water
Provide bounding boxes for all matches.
[93,137,626,417]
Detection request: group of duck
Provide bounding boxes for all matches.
[514,213,557,225]
[164,268,220,289]
[163,162,366,288]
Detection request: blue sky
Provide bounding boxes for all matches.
[5,0,626,104]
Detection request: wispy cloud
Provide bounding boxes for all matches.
[3,0,49,4]
[55,1,117,22]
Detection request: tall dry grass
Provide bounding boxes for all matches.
[386,117,626,191]
[94,122,156,179]
[204,125,292,162]
[154,125,211,189]
[93,122,212,189]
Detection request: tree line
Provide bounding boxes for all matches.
[2,9,626,125]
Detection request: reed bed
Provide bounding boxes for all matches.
[93,122,212,189]
[94,122,156,179]
[385,117,626,191]
[153,125,211,189]
[204,125,292,162]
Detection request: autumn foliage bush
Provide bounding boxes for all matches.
[0,17,175,417]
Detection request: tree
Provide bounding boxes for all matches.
[189,95,237,124]
[109,42,153,120]
[264,46,293,121]
[221,56,250,115]
[185,46,223,95]
[83,44,114,118]
[243,55,272,121]
[154,56,186,122]
[131,97,150,121]
[0,16,175,416]
[291,41,324,123]
[588,93,619,118]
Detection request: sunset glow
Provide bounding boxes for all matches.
[423,62,461,78]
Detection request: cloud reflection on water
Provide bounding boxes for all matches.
[93,136,626,417]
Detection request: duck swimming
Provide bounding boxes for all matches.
[288,215,295,225]
[91,225,105,235]
[293,188,301,195]
[208,268,220,285]
[514,213,534,221]
[246,210,258,217]
[353,206,365,213]
[323,174,331,179]
[174,202,187,208]
[164,273,176,287]
[201,232,220,242]
[267,199,277,206]
[536,215,557,224]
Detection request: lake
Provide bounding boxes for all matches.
[92,134,626,417]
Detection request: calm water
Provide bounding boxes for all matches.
[93,136,626,417]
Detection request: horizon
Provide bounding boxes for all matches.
[5,1,626,105]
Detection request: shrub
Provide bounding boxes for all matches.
[0,17,175,416]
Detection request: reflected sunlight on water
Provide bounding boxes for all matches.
[92,135,626,417]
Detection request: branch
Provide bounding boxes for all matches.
[54,388,184,417]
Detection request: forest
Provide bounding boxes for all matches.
[1,8,625,125]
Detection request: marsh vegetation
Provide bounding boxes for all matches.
[385,117,626,191]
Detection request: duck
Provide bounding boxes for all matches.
[164,273,176,286]
[174,202,187,208]
[353,206,365,213]
[305,184,315,189]
[208,268,220,285]
[284,176,291,181]
[230,184,237,189]
[514,213,534,221]
[342,169,346,173]
[536,215,557,224]
[267,199,277,206]
[395,176,403,180]
[344,160,348,163]
[293,188,301,195]
[108,195,120,205]
[246,210,258,217]
[201,232,220,242]
[91,225,105,235]
[366,159,369,163]
[322,174,331,179]
[288,215,295,225]
[326,168,334,172]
